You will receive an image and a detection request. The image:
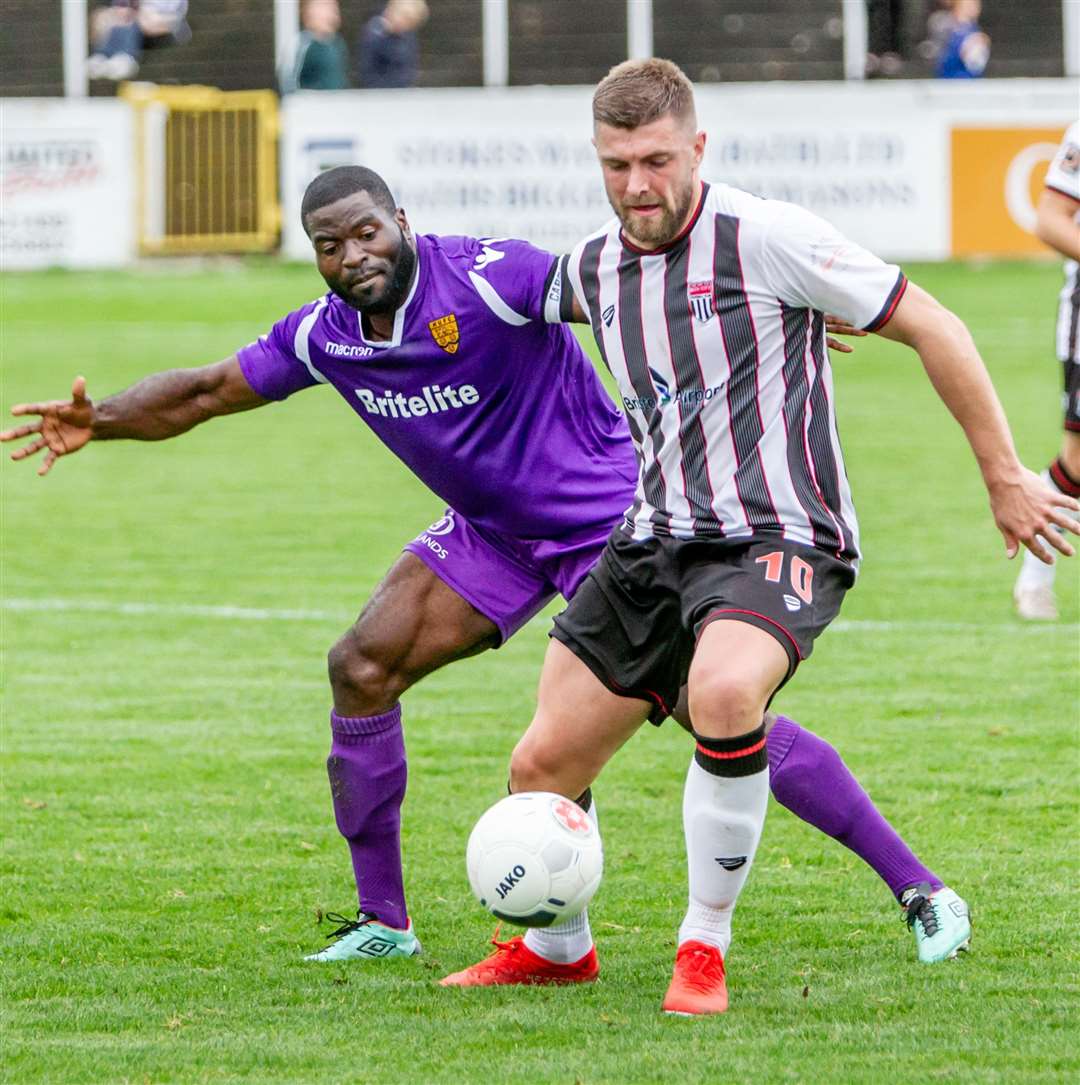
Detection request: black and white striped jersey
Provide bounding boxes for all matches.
[1045,121,1080,364]
[542,182,907,563]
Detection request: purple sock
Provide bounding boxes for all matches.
[766,716,943,900]
[327,706,409,930]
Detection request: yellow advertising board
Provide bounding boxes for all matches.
[951,127,1066,257]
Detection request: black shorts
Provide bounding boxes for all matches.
[551,531,855,724]
[1064,357,1080,432]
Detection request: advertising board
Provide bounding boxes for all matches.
[1,99,135,269]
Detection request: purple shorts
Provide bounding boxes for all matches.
[404,509,610,643]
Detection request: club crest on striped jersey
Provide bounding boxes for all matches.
[687,280,715,322]
[428,314,460,354]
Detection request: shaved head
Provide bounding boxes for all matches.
[302,166,397,234]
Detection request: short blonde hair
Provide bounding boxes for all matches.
[592,58,696,130]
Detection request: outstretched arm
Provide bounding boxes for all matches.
[1034,188,1080,263]
[875,283,1079,563]
[1,357,268,475]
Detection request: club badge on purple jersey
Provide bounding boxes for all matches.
[428,313,459,353]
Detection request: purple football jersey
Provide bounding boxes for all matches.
[237,234,637,541]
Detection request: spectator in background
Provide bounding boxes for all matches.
[87,0,191,81]
[283,0,350,93]
[356,0,429,89]
[933,0,991,78]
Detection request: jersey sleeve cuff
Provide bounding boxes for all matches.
[1045,182,1080,204]
[863,272,908,332]
[236,343,289,402]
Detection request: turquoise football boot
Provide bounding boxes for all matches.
[304,912,421,962]
[902,884,971,963]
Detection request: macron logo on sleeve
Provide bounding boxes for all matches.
[473,241,508,270]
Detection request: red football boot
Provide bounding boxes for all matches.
[440,932,599,987]
[661,940,729,1015]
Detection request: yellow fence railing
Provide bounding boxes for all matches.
[121,84,280,255]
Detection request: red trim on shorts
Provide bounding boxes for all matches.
[613,679,671,716]
[590,658,672,716]
[1066,420,1080,433]
[699,607,804,661]
[695,737,767,761]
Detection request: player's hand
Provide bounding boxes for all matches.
[0,376,95,476]
[825,315,867,354]
[989,465,1080,563]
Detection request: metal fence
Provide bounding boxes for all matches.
[121,83,279,255]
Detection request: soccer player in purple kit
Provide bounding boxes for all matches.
[3,165,976,968]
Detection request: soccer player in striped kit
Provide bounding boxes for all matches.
[444,60,1077,1013]
[1013,120,1080,620]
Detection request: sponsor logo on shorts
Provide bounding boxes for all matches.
[415,512,454,560]
[783,593,802,612]
[416,534,448,560]
[425,511,456,537]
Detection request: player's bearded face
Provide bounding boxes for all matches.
[345,224,416,315]
[310,194,417,315]
[595,114,705,249]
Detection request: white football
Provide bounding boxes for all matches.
[466,791,603,928]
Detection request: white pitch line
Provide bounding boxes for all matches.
[1,596,1076,634]
[1,597,344,622]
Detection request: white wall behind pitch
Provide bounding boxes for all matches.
[280,79,1077,262]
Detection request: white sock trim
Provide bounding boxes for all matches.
[523,797,598,964]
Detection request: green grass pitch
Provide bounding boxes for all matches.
[1,259,1077,1084]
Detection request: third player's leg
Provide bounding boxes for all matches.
[510,637,651,801]
[327,551,500,716]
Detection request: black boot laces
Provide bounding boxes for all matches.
[903,889,940,937]
[322,911,376,941]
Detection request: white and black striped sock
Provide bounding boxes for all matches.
[678,726,769,957]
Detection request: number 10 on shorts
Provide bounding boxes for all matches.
[755,550,814,604]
